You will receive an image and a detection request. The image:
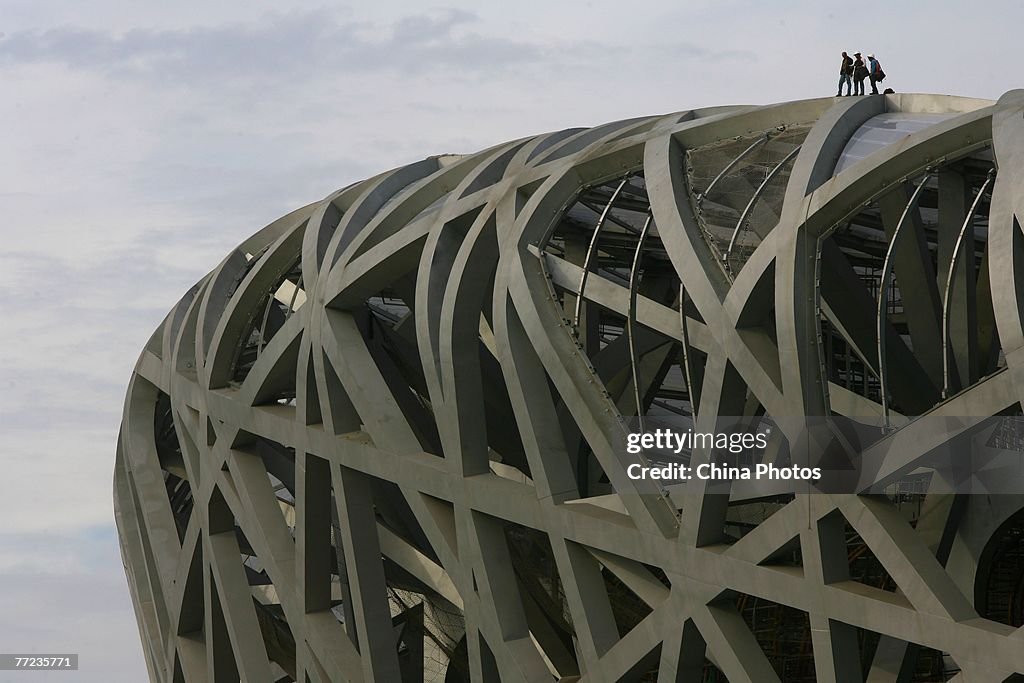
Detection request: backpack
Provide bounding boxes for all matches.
[875,61,886,81]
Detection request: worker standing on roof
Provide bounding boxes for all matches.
[838,51,853,96]
[867,54,885,94]
[852,52,868,95]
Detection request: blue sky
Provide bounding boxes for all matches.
[0,1,1020,679]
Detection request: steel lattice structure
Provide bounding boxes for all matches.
[117,91,1024,682]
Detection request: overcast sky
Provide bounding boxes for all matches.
[0,1,1020,679]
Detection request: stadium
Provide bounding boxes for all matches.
[116,90,1024,681]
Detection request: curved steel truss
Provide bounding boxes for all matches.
[117,91,1024,682]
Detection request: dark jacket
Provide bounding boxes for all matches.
[840,55,853,75]
[853,57,868,80]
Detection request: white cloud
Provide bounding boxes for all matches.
[0,529,146,682]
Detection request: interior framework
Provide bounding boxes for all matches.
[116,90,1024,682]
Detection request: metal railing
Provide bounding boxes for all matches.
[572,176,631,331]
[696,134,769,207]
[941,170,995,399]
[724,145,802,273]
[877,172,933,429]
[627,211,654,430]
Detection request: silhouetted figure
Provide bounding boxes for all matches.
[838,51,853,96]
[867,54,885,94]
[852,53,868,95]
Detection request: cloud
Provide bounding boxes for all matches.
[0,528,146,681]
[0,6,751,102]
[0,8,544,86]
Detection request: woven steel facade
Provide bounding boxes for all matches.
[117,91,1024,682]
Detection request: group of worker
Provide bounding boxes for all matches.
[837,51,887,96]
